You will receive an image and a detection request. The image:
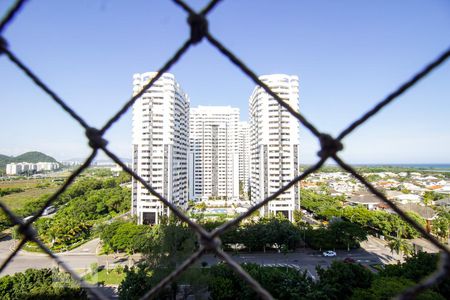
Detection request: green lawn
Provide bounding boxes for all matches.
[0,179,47,189]
[0,178,60,211]
[0,187,58,211]
[21,241,46,253]
[83,269,126,285]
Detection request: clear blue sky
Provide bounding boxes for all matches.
[1,0,449,164]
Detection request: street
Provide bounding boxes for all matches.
[0,234,401,279]
[0,237,140,276]
[200,241,391,280]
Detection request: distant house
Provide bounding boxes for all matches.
[409,238,444,254]
[110,164,123,176]
[385,190,403,199]
[435,185,450,194]
[393,193,421,204]
[402,182,425,193]
[347,194,381,210]
[427,185,444,191]
[435,197,450,209]
[397,203,437,233]
[397,203,437,221]
[376,180,400,189]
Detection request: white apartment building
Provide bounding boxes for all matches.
[238,121,251,199]
[5,162,59,175]
[249,74,300,221]
[132,72,189,225]
[188,106,239,201]
[6,163,19,175]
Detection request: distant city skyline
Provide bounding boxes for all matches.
[1,1,449,164]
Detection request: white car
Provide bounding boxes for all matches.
[323,250,337,257]
[42,206,56,216]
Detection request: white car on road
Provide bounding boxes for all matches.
[323,250,337,257]
[42,206,56,216]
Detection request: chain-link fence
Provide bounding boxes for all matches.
[1,0,449,299]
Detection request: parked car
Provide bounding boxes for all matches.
[323,250,337,257]
[343,257,356,263]
[42,206,56,216]
[23,216,33,222]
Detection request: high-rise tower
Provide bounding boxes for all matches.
[249,74,300,221]
[238,121,251,199]
[132,72,189,224]
[188,106,240,201]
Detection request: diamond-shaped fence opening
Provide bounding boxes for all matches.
[0,0,449,299]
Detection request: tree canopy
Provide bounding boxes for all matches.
[0,268,86,300]
[32,177,130,250]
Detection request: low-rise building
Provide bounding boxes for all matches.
[347,194,382,210]
[393,193,421,204]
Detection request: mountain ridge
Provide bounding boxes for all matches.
[0,151,58,172]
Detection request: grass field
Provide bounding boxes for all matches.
[0,179,44,189]
[1,187,58,211]
[0,179,60,211]
[83,269,126,285]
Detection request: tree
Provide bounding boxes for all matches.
[423,191,443,206]
[380,252,450,296]
[240,217,301,252]
[315,261,374,300]
[293,209,303,226]
[144,218,196,268]
[301,190,343,219]
[365,174,381,182]
[329,221,367,251]
[33,177,130,249]
[387,230,412,257]
[351,277,446,300]
[118,264,157,300]
[187,199,195,208]
[305,227,334,251]
[208,263,313,300]
[401,212,426,239]
[195,202,207,212]
[116,171,132,184]
[239,181,244,196]
[262,217,301,251]
[432,213,449,242]
[0,268,87,300]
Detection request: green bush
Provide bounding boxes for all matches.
[0,268,87,300]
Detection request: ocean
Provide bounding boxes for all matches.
[355,164,450,172]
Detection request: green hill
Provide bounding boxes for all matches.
[0,151,58,172]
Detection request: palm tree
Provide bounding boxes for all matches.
[47,226,58,247]
[388,230,412,257]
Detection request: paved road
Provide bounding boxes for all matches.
[0,237,140,276]
[360,235,404,263]
[65,238,100,255]
[0,234,399,278]
[200,244,385,280]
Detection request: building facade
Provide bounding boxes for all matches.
[238,121,251,199]
[5,162,59,175]
[249,74,300,221]
[132,72,189,224]
[188,106,240,201]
